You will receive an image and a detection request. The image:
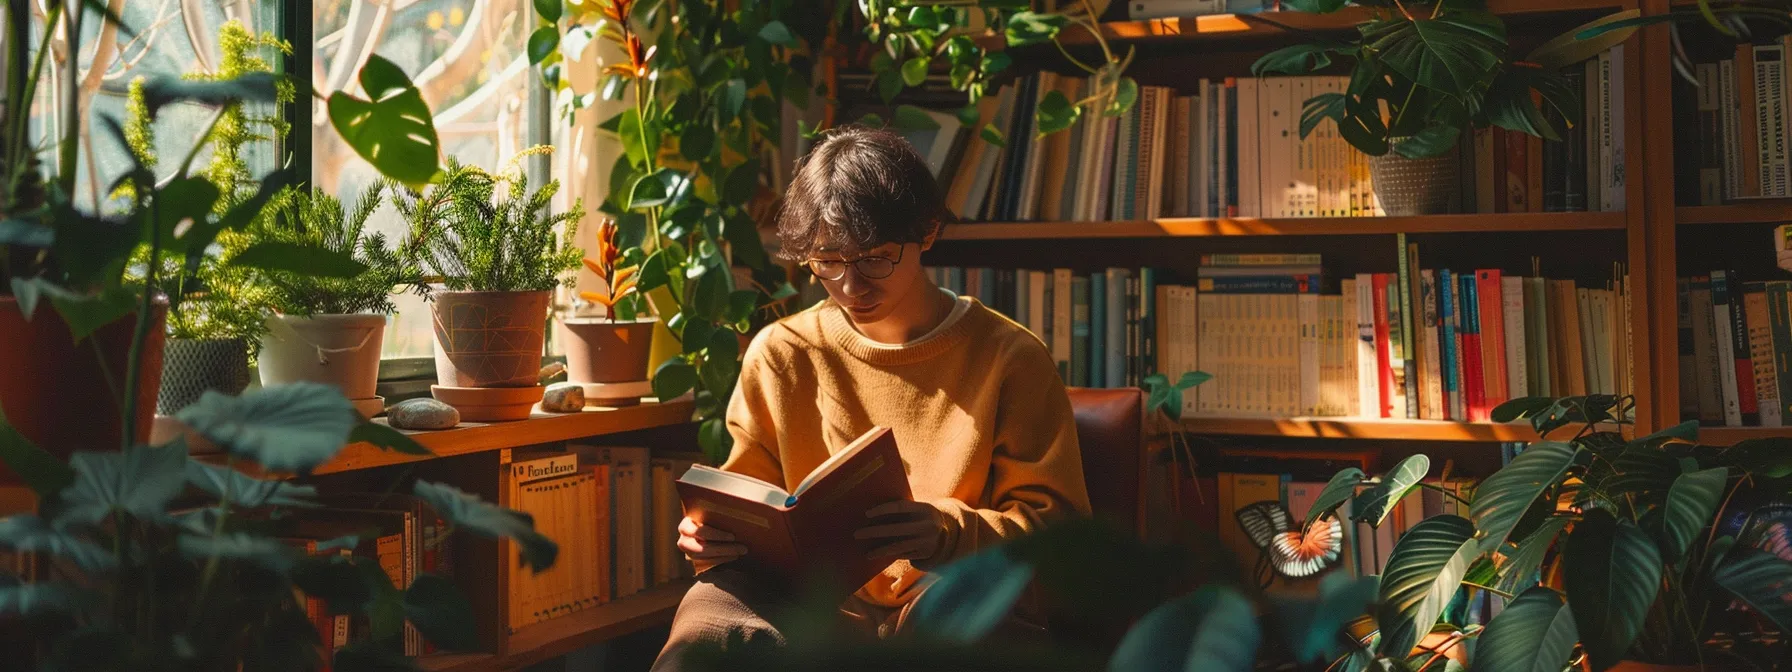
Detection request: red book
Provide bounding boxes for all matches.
[1476,270,1508,410]
[1373,273,1395,418]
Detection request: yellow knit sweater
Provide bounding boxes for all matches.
[719,297,1092,608]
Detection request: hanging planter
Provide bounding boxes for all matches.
[0,295,168,480]
[259,313,388,419]
[156,338,252,415]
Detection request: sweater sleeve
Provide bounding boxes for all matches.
[718,331,785,487]
[915,340,1092,570]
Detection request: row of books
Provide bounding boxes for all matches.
[912,47,1625,224]
[1678,39,1792,205]
[929,241,1635,421]
[503,447,694,634]
[1677,273,1792,427]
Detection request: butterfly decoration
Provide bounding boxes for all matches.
[1235,500,1344,587]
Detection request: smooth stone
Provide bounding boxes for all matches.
[387,398,460,430]
[541,382,586,413]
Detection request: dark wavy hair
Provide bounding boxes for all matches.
[774,125,948,261]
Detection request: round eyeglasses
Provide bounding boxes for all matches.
[805,245,906,281]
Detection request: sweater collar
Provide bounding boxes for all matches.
[819,296,985,366]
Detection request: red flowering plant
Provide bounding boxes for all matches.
[580,218,641,321]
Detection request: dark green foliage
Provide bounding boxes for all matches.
[253,185,410,316]
[390,155,583,293]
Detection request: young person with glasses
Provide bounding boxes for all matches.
[651,126,1090,669]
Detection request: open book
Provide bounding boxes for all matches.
[675,426,912,588]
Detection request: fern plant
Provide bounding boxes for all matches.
[253,185,410,316]
[391,151,583,293]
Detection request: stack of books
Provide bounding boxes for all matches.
[1676,39,1792,204]
[1677,272,1792,427]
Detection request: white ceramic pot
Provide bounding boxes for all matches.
[259,313,387,400]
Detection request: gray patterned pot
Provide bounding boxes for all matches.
[1368,143,1460,216]
[157,338,251,414]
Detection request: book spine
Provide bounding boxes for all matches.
[1420,270,1443,420]
[1745,283,1781,426]
[1355,274,1380,418]
[1231,78,1249,217]
[1372,273,1394,418]
[1142,267,1160,379]
[1396,234,1419,419]
[1194,275,1318,294]
[1106,269,1128,388]
[1723,272,1760,421]
[1477,270,1509,408]
[1679,277,1698,418]
[1301,293,1321,415]
[1440,270,1460,420]
[1091,273,1106,388]
[1711,271,1744,426]
[1606,45,1626,211]
[1758,45,1790,197]
[1770,281,1792,421]
[1503,275,1529,398]
[1690,277,1724,423]
[1072,277,1091,388]
[1462,275,1486,422]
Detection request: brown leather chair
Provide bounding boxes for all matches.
[1066,387,1147,538]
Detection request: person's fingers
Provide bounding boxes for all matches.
[692,542,748,560]
[868,538,927,560]
[678,516,700,536]
[677,535,704,556]
[853,519,935,540]
[691,524,735,542]
[866,500,925,518]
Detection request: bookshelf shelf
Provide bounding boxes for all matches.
[940,212,1626,240]
[419,581,691,672]
[1675,202,1792,226]
[199,400,695,477]
[985,0,1622,49]
[1180,416,1582,442]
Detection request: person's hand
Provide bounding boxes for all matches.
[677,516,746,562]
[854,500,944,561]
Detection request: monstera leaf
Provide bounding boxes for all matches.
[1363,10,1506,94]
[327,55,442,188]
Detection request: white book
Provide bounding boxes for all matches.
[1342,280,1362,416]
[1352,275,1378,417]
[1127,0,1226,19]
[1197,290,1219,413]
[1713,272,1744,426]
[1053,268,1073,373]
[1604,46,1626,211]
[1756,45,1789,197]
[1263,77,1296,218]
[1721,59,1741,201]
[1110,90,1136,221]
[1501,276,1528,397]
[1180,286,1201,417]
[1292,76,1318,217]
[1234,78,1257,218]
[1299,293,1321,415]
[1027,270,1048,341]
[1577,288,1597,394]
[1193,82,1209,217]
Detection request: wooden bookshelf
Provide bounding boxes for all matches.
[419,581,691,672]
[1696,426,1792,445]
[1675,202,1792,226]
[1180,416,1604,442]
[193,400,694,477]
[941,212,1626,240]
[981,0,1624,49]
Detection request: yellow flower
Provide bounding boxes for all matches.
[427,10,444,30]
[449,6,465,26]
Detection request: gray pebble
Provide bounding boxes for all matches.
[541,382,586,413]
[387,398,460,430]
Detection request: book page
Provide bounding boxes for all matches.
[679,465,792,508]
[792,427,892,498]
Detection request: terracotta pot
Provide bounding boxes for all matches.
[431,290,550,388]
[156,338,251,414]
[430,385,543,422]
[259,313,387,400]
[558,317,656,382]
[1368,143,1460,216]
[0,294,167,479]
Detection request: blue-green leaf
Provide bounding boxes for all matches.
[0,515,114,571]
[414,481,557,572]
[1494,516,1570,595]
[176,383,356,474]
[1471,441,1583,551]
[184,461,319,509]
[911,547,1035,643]
[1476,587,1578,672]
[1306,468,1366,528]
[56,443,188,527]
[1284,573,1378,663]
[757,20,797,46]
[327,56,441,188]
[0,408,75,499]
[1354,454,1431,527]
[1376,515,1479,657]
[1658,466,1727,564]
[1564,510,1661,672]
[0,581,95,617]
[1109,585,1259,672]
[1711,549,1792,632]
[653,359,699,401]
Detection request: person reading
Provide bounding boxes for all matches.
[651,125,1091,670]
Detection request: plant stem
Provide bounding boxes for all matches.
[1415,481,1472,507]
[188,457,234,631]
[1460,580,1514,600]
[8,2,58,200]
[56,0,80,197]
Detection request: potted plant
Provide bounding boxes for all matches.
[393,151,583,421]
[252,184,410,419]
[557,217,656,407]
[1249,2,1631,215]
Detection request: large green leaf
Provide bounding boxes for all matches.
[0,515,114,571]
[527,26,558,65]
[404,573,479,651]
[893,104,942,132]
[1035,91,1081,135]
[1300,92,1347,140]
[1719,438,1792,478]
[1376,515,1480,658]
[1475,587,1578,672]
[1658,466,1727,564]
[56,443,188,526]
[911,547,1035,644]
[327,55,442,188]
[1391,121,1463,159]
[176,383,356,474]
[1470,441,1582,551]
[1491,396,1556,423]
[1353,454,1430,527]
[1004,11,1067,47]
[1253,43,1343,76]
[1711,549,1792,631]
[653,359,698,401]
[1307,468,1365,528]
[1564,510,1662,671]
[413,481,557,572]
[0,409,75,499]
[184,461,319,509]
[232,241,369,278]
[1368,11,1505,94]
[0,581,95,617]
[1494,516,1570,594]
[1110,585,1259,672]
[1481,67,1576,143]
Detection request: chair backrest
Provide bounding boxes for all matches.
[1066,387,1146,537]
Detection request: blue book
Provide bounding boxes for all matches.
[1091,273,1107,387]
[1440,269,1459,421]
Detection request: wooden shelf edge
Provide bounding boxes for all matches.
[1694,426,1792,445]
[1675,202,1792,226]
[1180,416,1603,442]
[940,212,1626,240]
[420,581,691,672]
[203,400,696,477]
